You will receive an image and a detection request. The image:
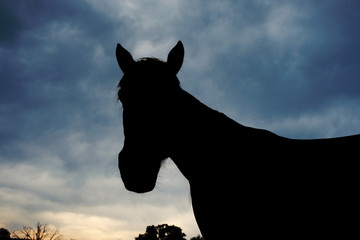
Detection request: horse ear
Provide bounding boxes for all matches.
[167,41,184,74]
[116,43,135,73]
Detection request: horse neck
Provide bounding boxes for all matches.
[168,88,245,181]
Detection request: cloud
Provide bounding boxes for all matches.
[1,1,360,240]
[266,98,360,139]
[41,211,127,240]
[0,159,197,240]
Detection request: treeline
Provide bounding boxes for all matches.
[1,223,203,240]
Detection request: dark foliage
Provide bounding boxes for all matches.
[0,228,11,239]
[135,224,186,240]
[189,235,204,240]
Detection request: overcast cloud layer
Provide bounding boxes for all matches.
[1,1,360,240]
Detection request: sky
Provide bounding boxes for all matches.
[1,0,360,239]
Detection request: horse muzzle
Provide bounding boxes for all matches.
[118,149,160,193]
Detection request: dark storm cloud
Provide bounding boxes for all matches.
[0,0,121,165]
[182,1,360,138]
[0,2,23,45]
[2,1,359,161]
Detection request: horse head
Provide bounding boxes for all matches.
[116,41,184,193]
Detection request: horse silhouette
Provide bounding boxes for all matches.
[116,41,359,239]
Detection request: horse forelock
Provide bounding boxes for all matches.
[117,57,180,100]
[137,57,165,63]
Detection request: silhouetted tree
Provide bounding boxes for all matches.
[135,224,186,240]
[0,228,11,239]
[189,235,204,240]
[12,222,62,240]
